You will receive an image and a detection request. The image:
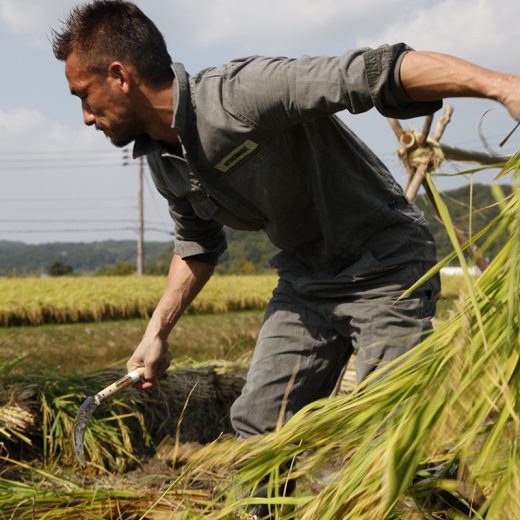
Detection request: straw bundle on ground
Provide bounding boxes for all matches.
[0,362,246,472]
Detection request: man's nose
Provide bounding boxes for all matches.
[82,102,95,126]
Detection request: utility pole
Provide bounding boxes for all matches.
[137,156,144,276]
[122,149,145,275]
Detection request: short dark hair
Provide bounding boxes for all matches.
[52,0,173,85]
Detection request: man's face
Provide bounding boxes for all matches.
[65,51,141,148]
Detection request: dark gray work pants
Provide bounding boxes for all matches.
[230,257,439,438]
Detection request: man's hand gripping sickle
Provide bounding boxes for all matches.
[127,335,172,390]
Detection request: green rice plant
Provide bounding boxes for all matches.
[185,153,520,519]
[0,457,212,519]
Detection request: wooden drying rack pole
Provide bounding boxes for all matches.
[387,106,510,272]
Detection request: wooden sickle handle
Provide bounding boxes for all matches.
[94,366,146,404]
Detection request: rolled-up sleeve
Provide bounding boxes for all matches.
[225,43,442,128]
[362,43,442,118]
[167,195,227,263]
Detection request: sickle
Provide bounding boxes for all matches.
[73,367,145,467]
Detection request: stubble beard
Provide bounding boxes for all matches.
[102,118,141,148]
[108,132,137,148]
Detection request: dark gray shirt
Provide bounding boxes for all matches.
[133,43,440,275]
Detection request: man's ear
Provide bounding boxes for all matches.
[107,61,132,94]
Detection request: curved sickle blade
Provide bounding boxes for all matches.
[73,396,97,467]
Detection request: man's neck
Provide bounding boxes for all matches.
[136,82,180,146]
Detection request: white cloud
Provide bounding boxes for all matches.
[3,0,518,70]
[0,108,109,152]
[165,0,385,46]
[0,0,72,45]
[149,0,413,53]
[0,0,413,53]
[357,0,520,71]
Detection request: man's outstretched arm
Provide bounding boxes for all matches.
[127,254,215,389]
[399,51,520,121]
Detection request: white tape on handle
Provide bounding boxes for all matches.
[127,369,143,384]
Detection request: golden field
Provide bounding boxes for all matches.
[0,274,278,326]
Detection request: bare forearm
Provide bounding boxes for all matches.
[127,254,214,388]
[400,51,520,120]
[144,254,215,340]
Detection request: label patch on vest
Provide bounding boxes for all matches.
[215,140,258,173]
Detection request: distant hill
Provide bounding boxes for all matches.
[0,240,173,275]
[0,183,512,275]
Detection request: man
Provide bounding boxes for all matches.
[54,0,519,444]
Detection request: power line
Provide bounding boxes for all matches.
[0,157,122,164]
[0,218,168,224]
[0,197,134,202]
[0,227,137,233]
[0,150,121,156]
[0,227,172,235]
[146,226,173,235]
[0,163,125,171]
[0,206,137,212]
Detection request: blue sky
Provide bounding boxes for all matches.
[1,0,519,244]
